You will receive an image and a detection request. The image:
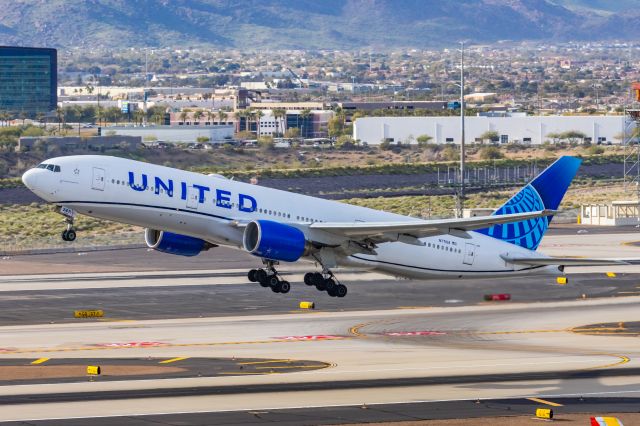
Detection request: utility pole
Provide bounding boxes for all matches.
[457,41,466,218]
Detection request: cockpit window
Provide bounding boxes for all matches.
[37,163,61,172]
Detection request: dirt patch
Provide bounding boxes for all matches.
[0,364,185,381]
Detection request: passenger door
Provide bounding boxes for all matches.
[91,167,105,191]
[463,243,477,265]
[186,186,199,209]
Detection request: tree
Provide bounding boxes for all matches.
[258,135,274,150]
[179,110,189,124]
[193,109,204,124]
[559,130,587,144]
[56,107,65,132]
[253,109,264,136]
[284,127,300,139]
[335,135,355,149]
[478,145,504,160]
[416,134,433,147]
[299,108,311,138]
[479,130,500,143]
[272,108,286,137]
[217,110,228,125]
[327,116,344,138]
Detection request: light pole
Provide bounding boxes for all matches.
[457,41,466,218]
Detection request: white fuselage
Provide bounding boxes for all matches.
[23,155,558,279]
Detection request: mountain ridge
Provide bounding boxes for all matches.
[2,0,640,50]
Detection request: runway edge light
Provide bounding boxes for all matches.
[535,408,553,419]
[87,365,101,375]
[556,276,568,285]
[299,301,315,309]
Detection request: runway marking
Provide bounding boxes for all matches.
[158,357,188,364]
[584,354,630,370]
[349,322,371,337]
[255,365,328,370]
[30,357,49,365]
[476,328,567,335]
[526,397,564,407]
[238,359,293,365]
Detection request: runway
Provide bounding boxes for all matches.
[0,226,639,424]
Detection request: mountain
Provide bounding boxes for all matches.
[2,0,640,50]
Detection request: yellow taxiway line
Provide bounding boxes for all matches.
[30,358,49,365]
[527,397,564,407]
[158,357,188,364]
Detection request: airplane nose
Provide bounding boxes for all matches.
[22,168,39,190]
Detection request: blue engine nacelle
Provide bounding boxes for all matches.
[243,220,311,262]
[144,228,215,257]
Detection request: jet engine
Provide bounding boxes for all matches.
[145,229,215,257]
[243,220,313,262]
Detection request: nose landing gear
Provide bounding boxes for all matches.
[57,207,77,242]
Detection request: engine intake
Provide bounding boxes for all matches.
[145,229,215,257]
[243,220,311,262]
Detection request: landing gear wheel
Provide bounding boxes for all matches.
[315,281,326,292]
[311,273,324,286]
[324,278,336,292]
[61,230,69,241]
[279,280,291,294]
[66,229,76,241]
[335,284,348,298]
[327,287,338,297]
[256,269,268,284]
[268,275,280,287]
[304,272,315,286]
[248,269,258,282]
[271,283,281,293]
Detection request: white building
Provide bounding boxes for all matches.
[107,125,234,143]
[353,116,624,145]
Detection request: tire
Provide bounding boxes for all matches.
[248,269,258,282]
[304,272,314,286]
[327,287,338,297]
[311,273,324,286]
[324,278,336,291]
[256,269,268,283]
[61,230,69,241]
[315,281,326,292]
[279,281,291,294]
[268,275,280,287]
[66,229,76,241]
[271,283,281,293]
[336,284,348,298]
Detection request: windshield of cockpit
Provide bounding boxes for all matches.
[36,163,61,172]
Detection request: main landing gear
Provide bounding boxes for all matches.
[248,261,291,294]
[304,271,347,298]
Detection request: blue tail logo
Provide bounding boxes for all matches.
[476,156,581,250]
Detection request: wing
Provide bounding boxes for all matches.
[309,209,556,245]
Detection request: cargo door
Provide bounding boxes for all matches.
[91,167,105,191]
[463,243,477,265]
[186,186,199,210]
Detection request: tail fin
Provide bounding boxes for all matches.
[476,156,581,250]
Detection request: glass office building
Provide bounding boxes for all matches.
[0,46,57,117]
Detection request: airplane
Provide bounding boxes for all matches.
[21,155,630,298]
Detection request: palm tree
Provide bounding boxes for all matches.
[217,110,228,125]
[179,110,189,124]
[253,109,264,137]
[299,108,311,138]
[206,110,213,125]
[193,109,204,124]
[272,108,286,137]
[56,107,65,133]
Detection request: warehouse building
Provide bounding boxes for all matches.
[353,116,624,145]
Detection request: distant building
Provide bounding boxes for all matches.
[0,46,57,117]
[105,125,234,143]
[19,135,141,151]
[354,116,624,145]
[338,101,447,112]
